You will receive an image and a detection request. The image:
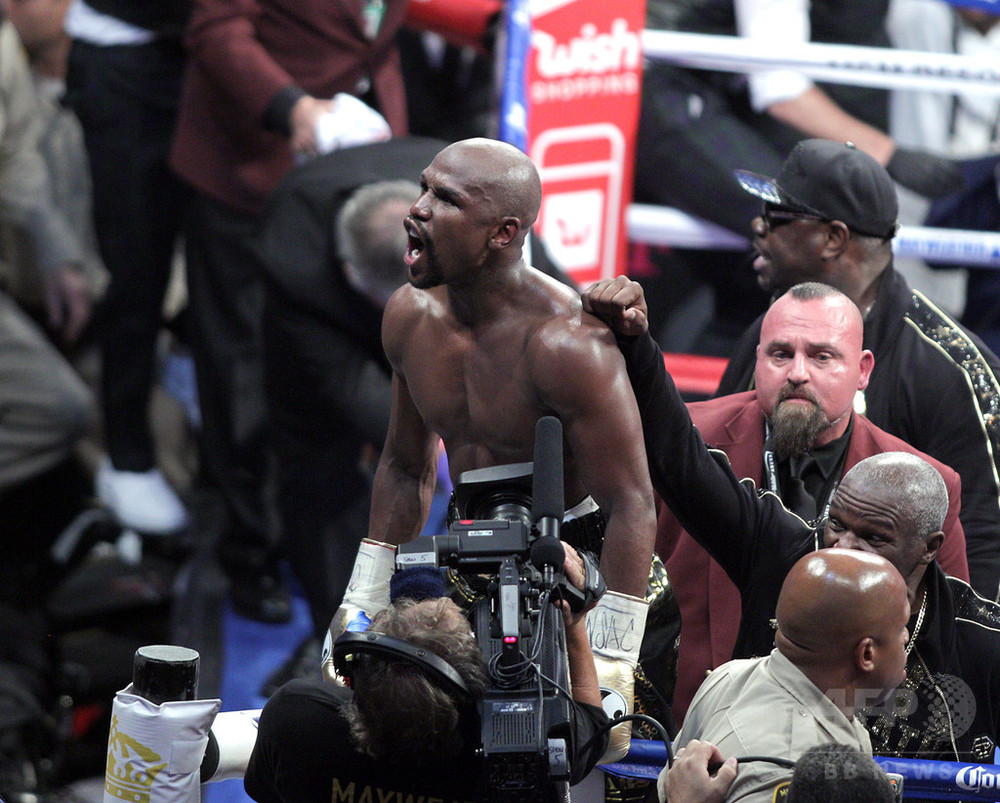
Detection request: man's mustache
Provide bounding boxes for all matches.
[775,385,820,407]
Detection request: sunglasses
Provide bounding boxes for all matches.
[761,203,829,231]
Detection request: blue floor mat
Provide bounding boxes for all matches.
[204,594,312,803]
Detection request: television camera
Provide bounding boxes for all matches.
[396,416,605,802]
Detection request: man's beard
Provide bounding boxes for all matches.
[769,390,831,460]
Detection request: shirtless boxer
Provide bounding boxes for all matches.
[329,138,660,760]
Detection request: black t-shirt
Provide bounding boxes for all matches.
[244,679,608,803]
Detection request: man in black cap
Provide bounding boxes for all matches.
[715,138,1000,605]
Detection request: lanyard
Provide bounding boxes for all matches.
[763,424,837,522]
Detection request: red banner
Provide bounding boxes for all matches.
[527,0,646,286]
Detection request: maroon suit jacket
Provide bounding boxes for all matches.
[659,390,970,724]
[170,0,409,216]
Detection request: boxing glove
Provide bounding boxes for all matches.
[586,590,649,764]
[322,538,396,683]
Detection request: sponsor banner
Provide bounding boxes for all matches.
[526,0,646,285]
[876,756,1000,799]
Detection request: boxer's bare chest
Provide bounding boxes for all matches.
[401,317,548,475]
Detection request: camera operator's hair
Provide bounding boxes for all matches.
[342,597,487,763]
[788,743,895,802]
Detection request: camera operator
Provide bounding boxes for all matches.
[244,543,609,802]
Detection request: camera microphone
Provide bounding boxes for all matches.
[528,415,605,611]
[532,415,564,542]
[532,416,565,590]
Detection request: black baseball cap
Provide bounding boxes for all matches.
[735,139,899,239]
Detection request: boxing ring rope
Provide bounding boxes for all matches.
[641,30,1000,94]
[628,202,1000,269]
[189,716,1000,801]
[603,739,1000,800]
[631,31,1000,267]
[188,715,1000,802]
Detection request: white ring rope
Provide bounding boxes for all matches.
[642,30,1000,95]
[627,204,1000,267]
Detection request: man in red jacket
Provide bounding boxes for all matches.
[658,281,969,724]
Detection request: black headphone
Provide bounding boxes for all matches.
[332,631,471,700]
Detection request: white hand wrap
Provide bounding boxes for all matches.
[586,590,649,764]
[322,539,396,683]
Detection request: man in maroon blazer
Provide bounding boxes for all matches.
[168,0,411,621]
[660,281,970,725]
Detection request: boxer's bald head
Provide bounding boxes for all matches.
[406,138,541,288]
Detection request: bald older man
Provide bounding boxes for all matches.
[655,282,968,722]
[583,277,1000,763]
[660,549,909,803]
